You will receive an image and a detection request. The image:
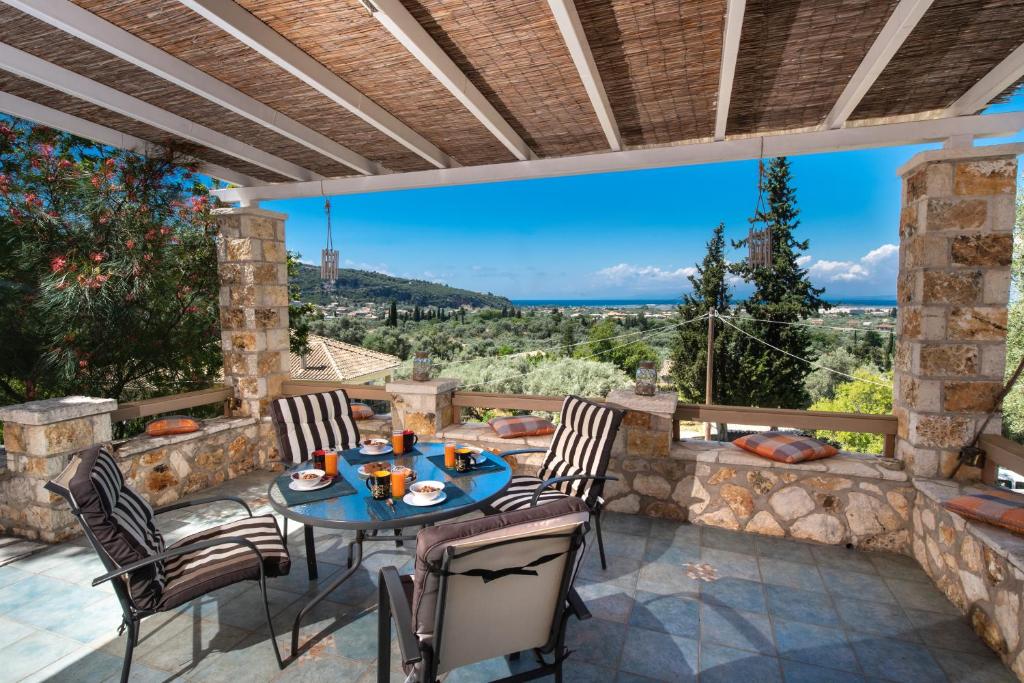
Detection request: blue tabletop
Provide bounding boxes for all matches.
[267,441,512,531]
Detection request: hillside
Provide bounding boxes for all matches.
[293,263,513,308]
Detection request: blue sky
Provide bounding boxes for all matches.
[266,96,1024,301]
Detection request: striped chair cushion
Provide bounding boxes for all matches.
[943,487,1024,535]
[733,432,838,464]
[159,515,290,609]
[54,446,166,610]
[492,396,623,512]
[488,415,556,439]
[270,390,361,464]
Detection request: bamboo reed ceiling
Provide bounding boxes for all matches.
[852,0,1024,120]
[0,0,1019,187]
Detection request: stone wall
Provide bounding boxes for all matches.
[894,151,1017,478]
[912,479,1024,679]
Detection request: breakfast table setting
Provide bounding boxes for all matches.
[267,431,513,658]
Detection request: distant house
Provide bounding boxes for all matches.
[291,334,401,384]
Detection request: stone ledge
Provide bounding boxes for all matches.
[915,478,1024,575]
[672,438,908,481]
[438,422,553,450]
[386,378,459,396]
[605,389,678,416]
[0,397,117,426]
[114,416,259,458]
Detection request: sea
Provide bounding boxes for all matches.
[512,297,897,308]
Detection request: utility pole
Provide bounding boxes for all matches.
[704,308,715,441]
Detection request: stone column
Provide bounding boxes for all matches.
[606,389,679,458]
[386,379,459,437]
[214,207,290,419]
[894,149,1017,479]
[0,397,115,541]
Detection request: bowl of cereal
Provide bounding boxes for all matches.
[290,468,325,489]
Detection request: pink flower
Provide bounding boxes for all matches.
[97,213,109,225]
[145,229,157,241]
[159,226,171,235]
[79,359,88,369]
[37,143,54,158]
[24,192,42,208]
[50,256,67,272]
[143,253,152,261]
[90,252,104,263]
[125,239,135,249]
[58,159,72,169]
[185,305,198,314]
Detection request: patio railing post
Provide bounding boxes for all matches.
[386,378,460,437]
[213,207,291,419]
[893,149,1017,479]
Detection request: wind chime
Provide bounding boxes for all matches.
[320,197,339,282]
[747,139,773,270]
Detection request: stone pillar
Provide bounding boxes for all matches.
[0,396,115,541]
[214,207,290,419]
[894,149,1017,479]
[606,389,679,458]
[386,379,459,437]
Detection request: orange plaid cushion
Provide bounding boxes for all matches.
[350,403,374,420]
[944,487,1024,535]
[488,415,556,439]
[733,432,838,464]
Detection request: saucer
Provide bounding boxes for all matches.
[289,479,332,492]
[403,492,447,507]
[359,445,393,456]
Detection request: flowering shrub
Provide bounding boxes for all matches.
[0,118,222,404]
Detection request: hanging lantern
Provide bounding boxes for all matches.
[320,197,339,281]
[747,151,773,270]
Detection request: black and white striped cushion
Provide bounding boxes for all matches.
[492,396,622,512]
[54,446,166,610]
[270,390,361,464]
[159,515,290,609]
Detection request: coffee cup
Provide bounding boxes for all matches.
[364,470,391,500]
[454,449,476,473]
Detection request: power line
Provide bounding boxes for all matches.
[717,313,894,336]
[715,314,892,389]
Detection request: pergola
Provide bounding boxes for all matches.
[0,0,1021,203]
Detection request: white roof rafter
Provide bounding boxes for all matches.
[0,91,260,186]
[824,0,934,129]
[212,111,1024,204]
[546,0,621,151]
[364,0,537,162]
[948,42,1024,116]
[714,0,746,141]
[0,42,320,181]
[1,0,381,176]
[178,0,457,170]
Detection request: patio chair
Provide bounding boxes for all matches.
[269,389,361,577]
[377,496,591,683]
[489,395,624,570]
[45,445,290,683]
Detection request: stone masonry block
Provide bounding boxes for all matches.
[224,237,261,262]
[982,270,1011,305]
[262,240,287,264]
[908,414,973,449]
[946,307,1007,341]
[0,396,116,426]
[241,215,278,240]
[943,381,1001,413]
[953,158,1017,196]
[922,270,982,305]
[924,198,987,231]
[950,234,1013,267]
[919,344,979,377]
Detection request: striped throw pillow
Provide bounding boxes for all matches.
[270,390,361,464]
[733,432,838,464]
[488,415,556,439]
[944,487,1024,535]
[350,403,375,420]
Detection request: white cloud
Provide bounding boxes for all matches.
[594,263,698,290]
[804,243,898,287]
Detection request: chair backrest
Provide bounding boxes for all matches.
[46,446,166,611]
[411,497,589,676]
[537,395,624,504]
[269,389,361,464]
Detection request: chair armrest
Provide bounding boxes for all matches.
[497,448,548,457]
[530,474,619,507]
[379,566,421,667]
[154,495,252,517]
[91,535,263,587]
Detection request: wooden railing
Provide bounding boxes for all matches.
[110,385,233,423]
[979,434,1024,485]
[281,380,389,402]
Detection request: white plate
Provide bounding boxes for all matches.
[403,491,447,507]
[360,445,393,456]
[289,479,332,492]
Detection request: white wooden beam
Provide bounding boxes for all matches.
[365,0,537,161]
[714,0,745,141]
[0,91,260,186]
[2,0,381,176]
[824,0,934,129]
[178,0,456,170]
[212,111,1024,204]
[948,42,1024,116]
[0,42,319,181]
[545,0,620,151]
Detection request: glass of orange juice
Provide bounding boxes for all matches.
[444,442,457,469]
[392,430,406,455]
[324,451,339,477]
[390,466,408,498]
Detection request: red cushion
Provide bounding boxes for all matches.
[350,403,374,420]
[944,487,1024,535]
[146,416,200,437]
[488,415,556,439]
[733,432,838,464]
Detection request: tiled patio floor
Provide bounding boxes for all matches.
[0,472,1015,683]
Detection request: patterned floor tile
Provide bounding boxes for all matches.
[886,577,961,615]
[700,548,762,581]
[617,626,698,682]
[905,607,994,656]
[849,635,947,682]
[758,558,825,592]
[773,619,861,673]
[931,648,1019,683]
[575,580,636,624]
[701,604,776,655]
[833,596,919,641]
[780,659,867,683]
[820,567,897,604]
[635,561,700,597]
[564,617,627,670]
[601,531,649,559]
[754,537,816,565]
[700,577,767,614]
[699,642,782,683]
[765,584,841,628]
[809,546,878,574]
[701,528,757,555]
[643,537,700,565]
[601,512,653,536]
[0,628,83,680]
[629,591,699,637]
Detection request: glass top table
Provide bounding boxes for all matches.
[267,441,512,660]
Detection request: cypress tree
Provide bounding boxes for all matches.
[387,300,398,327]
[731,157,828,408]
[669,223,742,404]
